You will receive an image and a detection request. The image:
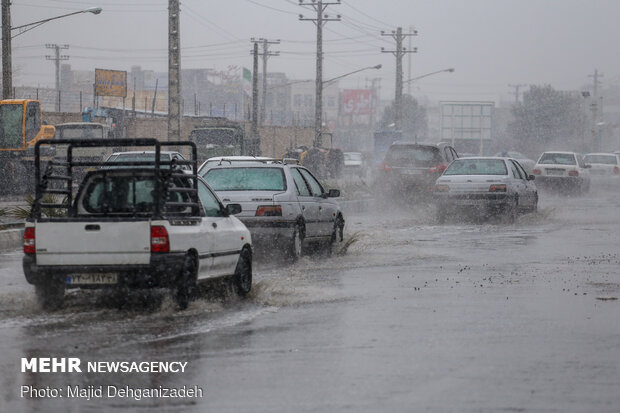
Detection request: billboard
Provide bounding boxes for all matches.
[342,89,374,115]
[440,101,494,154]
[95,69,127,98]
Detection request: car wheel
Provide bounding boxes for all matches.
[327,214,344,255]
[288,223,304,261]
[35,279,65,311]
[233,247,252,297]
[175,253,197,310]
[531,192,539,213]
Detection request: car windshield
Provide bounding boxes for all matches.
[444,159,508,176]
[385,145,442,167]
[204,167,286,191]
[538,153,576,165]
[583,154,617,165]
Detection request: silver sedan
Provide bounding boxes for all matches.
[433,157,538,223]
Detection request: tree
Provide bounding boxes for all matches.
[380,95,428,140]
[507,85,588,153]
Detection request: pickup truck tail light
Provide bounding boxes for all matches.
[533,168,542,175]
[428,163,447,174]
[614,166,620,175]
[489,184,507,192]
[151,225,170,253]
[568,170,579,177]
[256,205,282,216]
[23,227,35,254]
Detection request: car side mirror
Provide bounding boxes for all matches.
[528,174,535,181]
[225,203,242,215]
[327,189,340,198]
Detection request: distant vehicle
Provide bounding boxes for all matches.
[583,153,620,176]
[0,99,55,195]
[198,155,273,175]
[375,141,459,199]
[189,121,259,161]
[433,157,538,223]
[343,152,363,176]
[532,151,591,193]
[493,151,536,174]
[202,160,344,260]
[52,122,110,163]
[23,139,251,311]
[373,130,402,166]
[105,151,192,172]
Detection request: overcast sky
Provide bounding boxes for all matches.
[9,0,620,103]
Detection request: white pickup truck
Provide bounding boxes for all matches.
[22,138,252,310]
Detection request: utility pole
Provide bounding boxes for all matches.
[250,38,279,126]
[45,44,69,111]
[381,27,417,132]
[588,69,604,151]
[2,0,12,99]
[299,0,340,148]
[250,41,260,155]
[508,83,527,104]
[168,0,181,141]
[407,25,414,96]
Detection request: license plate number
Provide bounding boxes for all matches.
[66,273,118,285]
[546,169,564,176]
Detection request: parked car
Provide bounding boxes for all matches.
[375,142,459,199]
[201,161,344,260]
[532,151,591,193]
[433,157,538,223]
[493,151,536,174]
[582,153,620,176]
[105,151,192,172]
[197,156,274,175]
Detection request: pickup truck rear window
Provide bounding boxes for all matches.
[82,176,160,213]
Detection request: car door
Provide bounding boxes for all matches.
[298,167,336,237]
[197,180,241,277]
[290,167,320,238]
[509,159,534,208]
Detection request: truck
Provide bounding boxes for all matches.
[0,99,55,195]
[22,138,252,310]
[189,118,260,161]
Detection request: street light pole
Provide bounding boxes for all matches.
[1,4,102,99]
[403,67,454,84]
[322,64,382,86]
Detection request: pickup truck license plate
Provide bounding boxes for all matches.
[66,273,118,285]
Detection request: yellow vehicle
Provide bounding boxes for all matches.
[0,99,55,195]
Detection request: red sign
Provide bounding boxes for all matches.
[342,89,374,115]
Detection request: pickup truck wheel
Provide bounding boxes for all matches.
[288,224,304,261]
[175,254,197,310]
[35,280,65,310]
[233,248,252,297]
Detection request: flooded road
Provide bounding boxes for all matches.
[1,186,620,412]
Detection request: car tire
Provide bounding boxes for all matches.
[288,223,304,261]
[35,279,65,311]
[530,193,539,213]
[175,253,197,310]
[233,247,252,297]
[327,214,345,255]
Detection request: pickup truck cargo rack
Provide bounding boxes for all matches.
[32,138,198,220]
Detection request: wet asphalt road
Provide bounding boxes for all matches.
[1,184,619,412]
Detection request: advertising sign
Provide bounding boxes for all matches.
[342,89,374,115]
[95,69,127,98]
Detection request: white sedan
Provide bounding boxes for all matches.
[433,157,538,223]
[532,151,591,193]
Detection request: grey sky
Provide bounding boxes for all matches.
[10,0,620,103]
